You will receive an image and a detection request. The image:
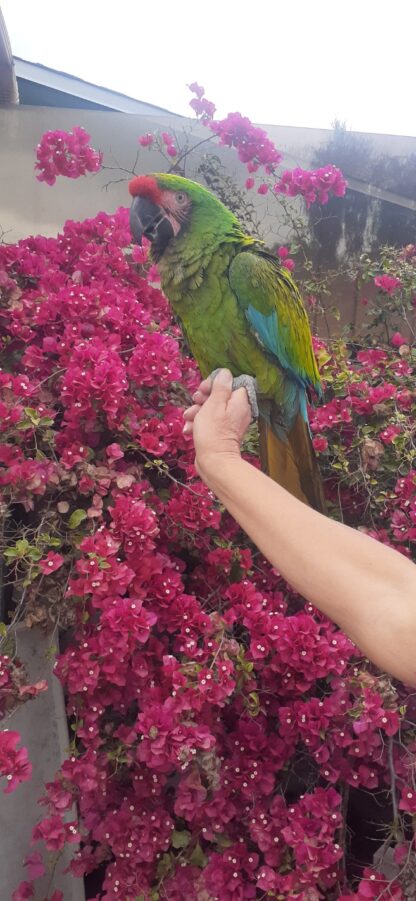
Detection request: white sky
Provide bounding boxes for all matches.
[2,0,416,136]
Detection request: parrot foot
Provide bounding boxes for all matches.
[209,370,259,420]
[232,374,259,420]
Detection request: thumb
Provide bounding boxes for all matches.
[211,368,233,398]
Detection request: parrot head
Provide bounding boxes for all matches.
[129,173,238,260]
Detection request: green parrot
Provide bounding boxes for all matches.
[129,173,325,512]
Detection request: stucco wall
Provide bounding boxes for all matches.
[1,105,416,241]
[0,106,276,242]
[1,105,416,331]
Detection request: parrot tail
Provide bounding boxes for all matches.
[258,415,327,514]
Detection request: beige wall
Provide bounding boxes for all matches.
[1,106,416,334]
[1,105,416,244]
[1,106,285,242]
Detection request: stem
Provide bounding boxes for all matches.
[352,272,361,337]
[172,134,216,172]
[387,735,402,838]
[338,782,350,890]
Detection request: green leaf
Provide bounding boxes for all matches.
[0,623,8,638]
[15,539,30,557]
[3,547,17,559]
[28,548,42,561]
[214,833,233,849]
[23,568,40,586]
[68,509,87,529]
[24,407,41,424]
[189,842,208,868]
[171,829,191,849]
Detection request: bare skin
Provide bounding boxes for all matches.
[183,369,416,687]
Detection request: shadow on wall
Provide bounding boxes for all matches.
[308,123,416,263]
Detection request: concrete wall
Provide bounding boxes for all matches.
[0,627,85,900]
[1,105,416,333]
[1,105,416,241]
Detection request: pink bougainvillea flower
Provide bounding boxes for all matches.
[39,552,64,575]
[138,133,154,147]
[24,852,45,880]
[35,127,102,185]
[274,164,347,206]
[0,731,32,793]
[12,882,34,901]
[391,331,407,346]
[313,436,328,452]
[399,786,416,814]
[374,274,402,294]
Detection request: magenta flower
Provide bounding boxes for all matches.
[399,786,416,814]
[35,127,102,185]
[138,133,154,147]
[379,424,401,444]
[313,436,328,452]
[391,331,407,346]
[106,442,124,461]
[274,164,347,206]
[12,883,34,901]
[374,274,402,294]
[0,731,32,793]
[188,82,216,119]
[32,815,79,851]
[24,852,45,880]
[210,111,282,171]
[39,552,64,575]
[277,248,296,271]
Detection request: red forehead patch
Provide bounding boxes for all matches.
[128,175,163,205]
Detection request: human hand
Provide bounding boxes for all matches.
[183,369,252,482]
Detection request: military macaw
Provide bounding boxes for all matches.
[129,173,326,512]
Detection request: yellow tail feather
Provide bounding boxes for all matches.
[258,416,327,514]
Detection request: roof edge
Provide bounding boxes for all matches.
[13,56,182,116]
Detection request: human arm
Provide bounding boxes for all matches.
[183,369,416,686]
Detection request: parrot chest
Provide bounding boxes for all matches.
[174,285,243,377]
[158,246,287,400]
[162,270,280,396]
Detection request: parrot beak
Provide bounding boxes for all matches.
[130,196,174,256]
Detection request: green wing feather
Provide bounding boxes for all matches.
[228,250,321,394]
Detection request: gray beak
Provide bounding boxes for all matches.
[130,196,174,256]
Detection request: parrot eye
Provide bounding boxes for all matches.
[176,192,187,204]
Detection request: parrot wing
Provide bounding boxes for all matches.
[228,250,321,395]
[228,248,326,514]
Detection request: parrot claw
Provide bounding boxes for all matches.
[231,374,259,420]
[209,370,259,421]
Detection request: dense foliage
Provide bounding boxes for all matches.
[1,87,415,900]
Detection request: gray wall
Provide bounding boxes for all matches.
[1,105,416,243]
[1,105,416,333]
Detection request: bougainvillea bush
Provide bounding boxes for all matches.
[0,87,415,900]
